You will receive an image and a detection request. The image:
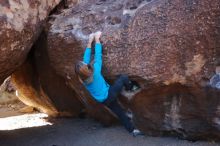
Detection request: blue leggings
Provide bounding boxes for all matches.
[103,74,134,132]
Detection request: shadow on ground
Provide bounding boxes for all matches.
[0,118,219,146]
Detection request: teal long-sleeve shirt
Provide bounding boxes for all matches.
[83,43,110,102]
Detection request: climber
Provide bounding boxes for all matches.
[210,66,220,89]
[75,31,143,136]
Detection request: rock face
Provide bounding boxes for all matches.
[0,77,17,104]
[45,0,220,140]
[11,60,59,116]
[48,0,220,85]
[131,84,220,140]
[0,0,63,84]
[11,31,84,117]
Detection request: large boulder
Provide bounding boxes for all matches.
[0,0,63,84]
[45,0,220,140]
[48,0,220,85]
[131,84,220,140]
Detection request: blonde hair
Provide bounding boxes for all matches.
[75,61,93,83]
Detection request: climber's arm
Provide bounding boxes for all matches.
[83,34,94,64]
[93,31,102,74]
[83,48,91,64]
[94,43,102,74]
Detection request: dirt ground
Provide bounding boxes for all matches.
[0,116,219,146]
[0,97,219,146]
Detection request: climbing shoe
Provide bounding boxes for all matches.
[130,84,140,92]
[132,129,144,137]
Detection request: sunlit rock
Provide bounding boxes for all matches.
[0,0,62,84]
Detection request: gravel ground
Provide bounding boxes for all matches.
[0,118,219,146]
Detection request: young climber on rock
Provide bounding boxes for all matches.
[75,31,143,136]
